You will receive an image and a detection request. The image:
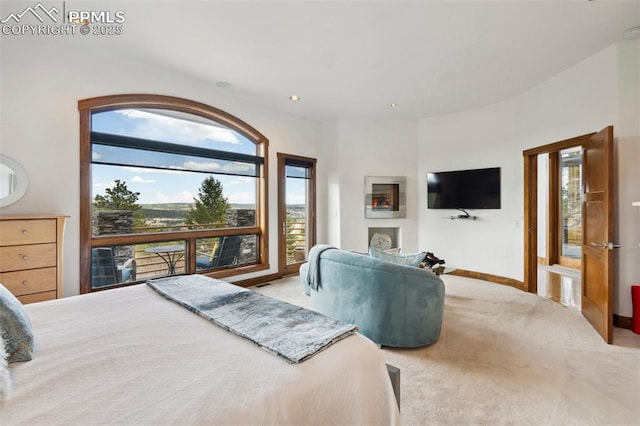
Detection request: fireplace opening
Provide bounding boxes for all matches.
[372,183,400,212]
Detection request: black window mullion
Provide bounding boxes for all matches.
[91,131,264,165]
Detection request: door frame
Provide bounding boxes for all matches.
[524,127,616,343]
[523,132,596,294]
[277,153,317,276]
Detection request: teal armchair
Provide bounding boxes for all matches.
[300,245,445,348]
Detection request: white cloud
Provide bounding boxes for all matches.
[227,176,256,186]
[181,160,253,174]
[117,109,239,145]
[154,190,194,204]
[221,162,254,173]
[182,161,222,172]
[93,181,112,191]
[92,152,101,161]
[130,176,156,184]
[227,192,255,204]
[92,180,116,197]
[121,166,186,175]
[229,176,255,185]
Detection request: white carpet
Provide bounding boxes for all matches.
[253,274,640,425]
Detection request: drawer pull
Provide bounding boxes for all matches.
[22,281,28,286]
[22,229,28,235]
[22,255,28,261]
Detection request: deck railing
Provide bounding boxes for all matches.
[109,219,307,279]
[286,221,307,263]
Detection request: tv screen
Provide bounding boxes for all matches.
[427,167,501,209]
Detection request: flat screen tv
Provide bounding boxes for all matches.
[427,167,501,210]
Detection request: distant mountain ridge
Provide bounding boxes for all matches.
[139,203,259,219]
[140,203,258,210]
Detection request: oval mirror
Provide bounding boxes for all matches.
[0,154,29,207]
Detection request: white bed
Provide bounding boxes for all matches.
[1,284,399,425]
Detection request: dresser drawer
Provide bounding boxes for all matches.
[0,243,57,272]
[0,219,56,246]
[0,267,57,297]
[17,291,57,304]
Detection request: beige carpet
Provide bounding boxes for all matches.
[252,274,640,425]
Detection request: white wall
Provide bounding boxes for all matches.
[319,118,419,253]
[318,121,340,245]
[615,38,640,317]
[0,35,321,296]
[418,100,523,280]
[417,41,640,317]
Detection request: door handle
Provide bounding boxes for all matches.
[590,241,620,250]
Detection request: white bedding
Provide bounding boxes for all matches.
[0,284,399,425]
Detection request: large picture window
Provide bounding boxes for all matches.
[79,95,268,293]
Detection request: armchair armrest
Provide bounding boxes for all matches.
[116,258,137,282]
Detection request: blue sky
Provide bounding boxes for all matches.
[91,109,264,205]
[92,164,258,205]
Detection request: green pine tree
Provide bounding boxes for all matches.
[93,180,147,230]
[185,176,231,226]
[94,179,141,211]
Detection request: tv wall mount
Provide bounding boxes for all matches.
[444,208,478,220]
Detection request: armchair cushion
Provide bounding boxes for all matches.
[195,256,215,269]
[369,246,426,267]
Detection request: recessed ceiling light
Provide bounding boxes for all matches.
[289,95,300,101]
[216,81,231,88]
[623,26,640,40]
[390,103,398,108]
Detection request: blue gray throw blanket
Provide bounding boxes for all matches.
[147,275,357,364]
[306,244,336,290]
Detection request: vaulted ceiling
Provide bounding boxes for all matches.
[65,1,640,121]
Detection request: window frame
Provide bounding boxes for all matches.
[79,94,269,293]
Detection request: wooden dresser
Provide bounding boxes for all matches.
[0,215,68,303]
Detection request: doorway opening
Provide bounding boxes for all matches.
[537,147,583,272]
[536,147,583,310]
[559,147,583,269]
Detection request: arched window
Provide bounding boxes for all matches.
[79,95,268,293]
